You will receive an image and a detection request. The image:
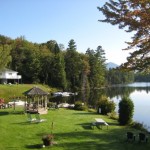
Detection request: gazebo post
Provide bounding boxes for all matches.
[45,96,47,110]
[38,96,39,108]
[41,95,43,108]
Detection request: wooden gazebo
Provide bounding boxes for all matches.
[24,87,49,114]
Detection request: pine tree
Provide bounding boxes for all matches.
[65,39,82,91]
[86,46,106,88]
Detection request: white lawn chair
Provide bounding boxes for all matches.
[35,113,47,123]
[27,113,36,122]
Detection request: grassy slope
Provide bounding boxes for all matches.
[0,108,149,150]
[0,84,57,101]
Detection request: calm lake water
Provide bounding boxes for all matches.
[111,82,150,131]
[50,82,150,130]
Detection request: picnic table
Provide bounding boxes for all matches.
[92,118,109,129]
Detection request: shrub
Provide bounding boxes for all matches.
[131,122,148,132]
[47,102,57,108]
[118,96,134,125]
[97,96,116,115]
[74,101,87,111]
[107,111,118,120]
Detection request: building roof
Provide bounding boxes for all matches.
[24,87,49,96]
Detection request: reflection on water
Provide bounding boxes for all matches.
[112,90,150,130]
[109,83,150,131]
[126,82,150,87]
[49,82,150,130]
[132,91,150,129]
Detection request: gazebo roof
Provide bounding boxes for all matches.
[24,87,49,96]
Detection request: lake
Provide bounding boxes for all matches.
[50,82,150,131]
[111,82,150,131]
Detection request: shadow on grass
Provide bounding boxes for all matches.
[73,112,98,115]
[11,122,34,125]
[78,123,105,130]
[25,144,42,149]
[107,121,119,126]
[0,111,9,116]
[77,121,119,131]
[27,127,150,150]
[11,121,47,126]
[35,129,136,150]
[77,123,93,130]
[9,111,24,115]
[77,122,107,130]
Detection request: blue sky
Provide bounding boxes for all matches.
[0,0,133,65]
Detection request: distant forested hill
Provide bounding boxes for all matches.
[106,62,119,69]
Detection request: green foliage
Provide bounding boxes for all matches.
[47,102,57,109]
[107,111,118,120]
[49,52,67,90]
[86,46,106,88]
[0,35,12,69]
[67,39,76,51]
[97,96,116,115]
[134,72,150,82]
[74,101,87,111]
[131,121,148,133]
[80,54,90,101]
[46,40,57,52]
[65,39,82,91]
[0,35,108,91]
[118,96,134,125]
[106,69,134,85]
[11,37,42,83]
[39,54,53,85]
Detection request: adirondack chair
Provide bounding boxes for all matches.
[27,113,36,122]
[35,113,47,123]
[126,132,135,142]
[139,133,148,143]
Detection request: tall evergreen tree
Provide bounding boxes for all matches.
[49,43,67,90]
[67,39,76,51]
[65,39,82,91]
[86,46,106,89]
[80,53,90,102]
[119,96,134,125]
[40,54,53,85]
[27,47,41,83]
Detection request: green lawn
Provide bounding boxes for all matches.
[0,107,149,150]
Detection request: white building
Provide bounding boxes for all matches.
[0,68,22,84]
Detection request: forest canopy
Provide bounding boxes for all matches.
[1,34,147,88]
[0,35,108,90]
